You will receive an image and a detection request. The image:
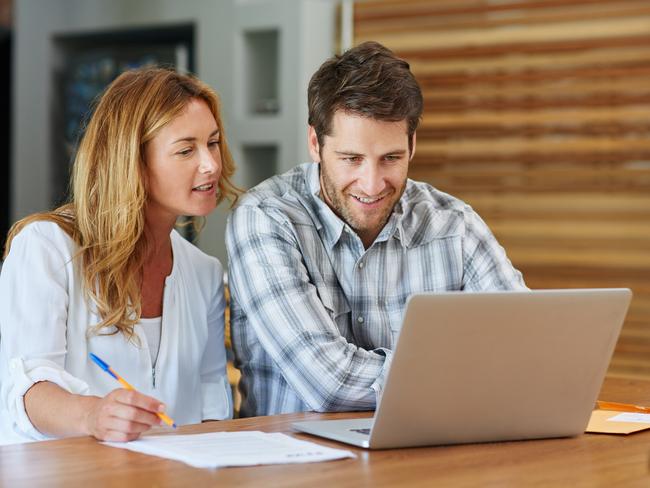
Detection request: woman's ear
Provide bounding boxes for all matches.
[140,148,151,192]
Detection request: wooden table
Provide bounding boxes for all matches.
[2,377,650,487]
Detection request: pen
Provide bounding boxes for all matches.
[89,353,177,428]
[596,400,650,414]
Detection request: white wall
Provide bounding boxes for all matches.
[12,0,337,265]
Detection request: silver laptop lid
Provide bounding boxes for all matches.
[368,289,631,449]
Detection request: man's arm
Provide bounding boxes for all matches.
[226,204,391,412]
[461,207,527,291]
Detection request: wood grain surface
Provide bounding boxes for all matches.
[1,377,650,487]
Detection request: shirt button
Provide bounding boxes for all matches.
[357,316,365,324]
[358,261,364,269]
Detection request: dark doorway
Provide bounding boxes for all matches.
[0,28,11,250]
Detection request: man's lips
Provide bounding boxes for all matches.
[349,192,391,205]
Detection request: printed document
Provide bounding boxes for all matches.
[607,412,650,424]
[104,431,355,468]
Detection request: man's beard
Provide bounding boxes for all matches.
[319,163,405,240]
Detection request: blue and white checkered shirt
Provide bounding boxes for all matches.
[226,163,526,417]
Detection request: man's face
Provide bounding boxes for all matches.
[308,111,415,247]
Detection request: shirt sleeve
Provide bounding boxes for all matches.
[199,259,233,420]
[0,224,90,441]
[461,207,528,291]
[226,204,390,412]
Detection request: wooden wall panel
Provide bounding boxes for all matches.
[354,0,650,379]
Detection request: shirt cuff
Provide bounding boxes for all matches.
[4,357,90,441]
[201,376,233,421]
[370,348,393,406]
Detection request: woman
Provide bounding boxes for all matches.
[0,68,238,443]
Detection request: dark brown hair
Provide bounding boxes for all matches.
[307,41,423,154]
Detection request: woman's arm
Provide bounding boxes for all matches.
[24,381,165,441]
[0,223,162,441]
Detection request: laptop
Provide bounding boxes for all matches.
[293,288,632,449]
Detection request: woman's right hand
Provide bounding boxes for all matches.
[83,388,165,442]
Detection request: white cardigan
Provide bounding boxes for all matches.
[0,222,232,443]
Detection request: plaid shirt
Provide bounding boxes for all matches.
[226,163,526,417]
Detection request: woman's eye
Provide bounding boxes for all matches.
[208,140,220,148]
[177,148,193,156]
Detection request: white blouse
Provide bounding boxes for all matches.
[0,222,232,444]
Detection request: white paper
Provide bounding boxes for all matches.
[607,412,650,424]
[103,431,355,469]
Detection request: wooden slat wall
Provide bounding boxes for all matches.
[354,0,650,379]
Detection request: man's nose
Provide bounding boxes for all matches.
[357,164,385,196]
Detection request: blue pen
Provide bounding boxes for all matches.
[89,353,176,428]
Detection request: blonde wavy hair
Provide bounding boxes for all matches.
[4,67,239,340]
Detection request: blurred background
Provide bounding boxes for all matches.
[1,0,649,381]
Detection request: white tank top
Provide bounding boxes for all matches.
[139,316,162,366]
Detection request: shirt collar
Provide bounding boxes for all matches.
[306,163,346,249]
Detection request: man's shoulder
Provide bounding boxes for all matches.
[238,163,311,202]
[395,180,479,247]
[403,179,473,214]
[231,164,317,224]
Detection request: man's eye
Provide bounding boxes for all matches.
[344,156,361,163]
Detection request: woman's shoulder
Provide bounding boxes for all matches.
[9,220,77,257]
[170,230,223,282]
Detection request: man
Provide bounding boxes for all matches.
[226,41,526,417]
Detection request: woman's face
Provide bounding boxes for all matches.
[144,98,222,225]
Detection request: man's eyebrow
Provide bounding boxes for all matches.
[171,129,220,145]
[334,149,407,156]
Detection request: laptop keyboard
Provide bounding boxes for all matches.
[350,428,371,435]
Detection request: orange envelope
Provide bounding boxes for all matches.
[586,410,650,435]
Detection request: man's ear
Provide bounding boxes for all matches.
[307,126,321,163]
[409,131,417,161]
